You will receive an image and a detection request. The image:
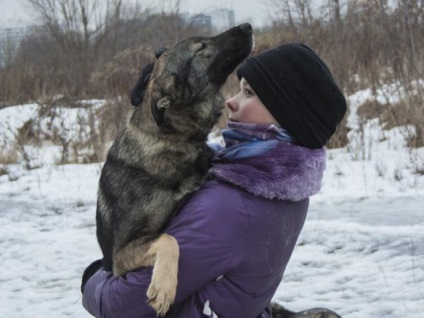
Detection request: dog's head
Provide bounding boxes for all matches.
[139,24,253,130]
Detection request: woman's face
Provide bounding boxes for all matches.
[226,78,278,125]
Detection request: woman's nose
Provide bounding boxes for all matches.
[226,96,237,112]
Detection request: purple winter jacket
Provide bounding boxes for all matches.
[82,143,326,318]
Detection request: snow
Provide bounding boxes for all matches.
[0,100,106,167]
[0,85,423,317]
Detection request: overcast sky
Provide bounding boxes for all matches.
[175,0,271,26]
[0,0,272,29]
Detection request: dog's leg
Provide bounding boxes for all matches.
[113,234,179,316]
[113,238,154,277]
[146,234,179,316]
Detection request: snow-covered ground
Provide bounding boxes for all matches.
[0,84,423,317]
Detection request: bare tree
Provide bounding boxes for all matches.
[26,0,108,50]
[23,0,125,97]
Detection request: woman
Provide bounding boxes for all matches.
[81,43,346,318]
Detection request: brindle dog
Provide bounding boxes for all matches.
[96,24,253,316]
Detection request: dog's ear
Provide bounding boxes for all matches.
[150,74,180,127]
[130,63,155,107]
[130,48,168,107]
[151,94,170,127]
[155,47,167,59]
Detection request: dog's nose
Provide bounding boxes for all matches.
[239,23,252,33]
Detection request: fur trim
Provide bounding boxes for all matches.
[210,144,326,201]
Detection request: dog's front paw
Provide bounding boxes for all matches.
[146,272,177,316]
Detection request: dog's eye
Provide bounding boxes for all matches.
[195,42,207,53]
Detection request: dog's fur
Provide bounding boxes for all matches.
[271,303,342,318]
[96,24,253,315]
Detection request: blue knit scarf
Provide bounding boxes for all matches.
[216,122,294,161]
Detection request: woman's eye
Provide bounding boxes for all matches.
[244,88,253,96]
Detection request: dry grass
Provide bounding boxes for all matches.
[1,1,423,161]
[357,92,424,148]
[0,148,19,165]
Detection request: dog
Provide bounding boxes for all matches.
[271,303,342,318]
[96,23,253,316]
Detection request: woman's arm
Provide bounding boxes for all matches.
[82,181,247,318]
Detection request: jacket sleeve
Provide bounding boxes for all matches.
[82,181,248,318]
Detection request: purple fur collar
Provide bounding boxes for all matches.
[209,143,326,201]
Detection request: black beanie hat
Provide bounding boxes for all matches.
[236,43,347,149]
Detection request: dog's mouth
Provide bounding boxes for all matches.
[221,42,253,74]
[209,24,253,84]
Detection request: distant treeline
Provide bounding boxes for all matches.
[0,0,423,149]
